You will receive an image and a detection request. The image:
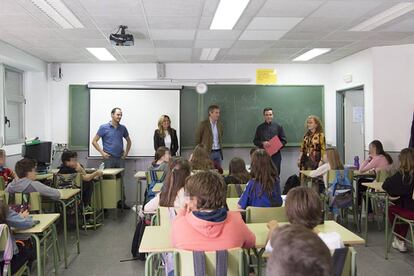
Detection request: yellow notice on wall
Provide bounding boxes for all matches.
[256,69,277,85]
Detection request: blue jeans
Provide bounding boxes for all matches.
[103,157,124,169]
[271,153,282,175]
[210,150,222,167]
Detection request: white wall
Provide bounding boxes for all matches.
[331,49,374,149]
[0,40,48,157]
[372,45,414,151]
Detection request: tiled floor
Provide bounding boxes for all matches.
[37,211,414,276]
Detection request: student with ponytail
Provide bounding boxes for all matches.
[359,140,393,173]
[144,158,191,212]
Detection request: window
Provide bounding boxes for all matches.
[3,66,25,145]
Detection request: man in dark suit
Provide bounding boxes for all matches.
[253,107,287,174]
[195,105,224,167]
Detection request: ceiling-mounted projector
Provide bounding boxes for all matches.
[109,25,134,46]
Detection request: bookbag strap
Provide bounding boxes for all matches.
[332,247,349,276]
[216,250,228,276]
[0,224,13,276]
[193,251,206,276]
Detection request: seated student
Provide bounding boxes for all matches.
[189,144,214,171]
[309,148,343,187]
[0,200,35,274]
[172,171,255,251]
[0,149,16,185]
[224,157,251,185]
[58,150,103,210]
[358,140,393,206]
[238,149,282,209]
[6,159,60,200]
[266,224,333,276]
[382,148,414,252]
[149,146,171,176]
[265,186,344,253]
[359,140,393,173]
[144,158,191,212]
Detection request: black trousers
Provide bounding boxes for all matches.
[271,152,282,175]
[0,246,35,274]
[82,181,94,206]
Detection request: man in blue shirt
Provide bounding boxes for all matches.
[92,107,132,168]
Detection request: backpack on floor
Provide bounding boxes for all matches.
[283,174,300,195]
[328,169,353,209]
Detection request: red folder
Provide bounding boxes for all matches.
[265,135,283,156]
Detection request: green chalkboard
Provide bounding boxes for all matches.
[68,85,89,150]
[180,85,324,149]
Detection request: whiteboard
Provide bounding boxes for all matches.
[89,89,180,157]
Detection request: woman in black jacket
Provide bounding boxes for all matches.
[382,148,414,252]
[153,115,179,156]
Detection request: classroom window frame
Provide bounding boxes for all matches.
[3,65,25,145]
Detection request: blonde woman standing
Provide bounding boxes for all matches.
[298,115,326,170]
[153,115,179,156]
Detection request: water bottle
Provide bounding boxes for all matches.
[354,156,360,170]
[98,162,105,172]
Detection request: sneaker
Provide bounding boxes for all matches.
[83,205,93,213]
[392,237,408,252]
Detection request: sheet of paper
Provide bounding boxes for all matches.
[256,69,277,85]
[265,135,283,156]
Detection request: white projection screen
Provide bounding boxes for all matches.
[89,89,180,157]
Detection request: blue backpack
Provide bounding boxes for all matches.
[328,169,353,209]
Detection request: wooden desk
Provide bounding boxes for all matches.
[35,173,53,181]
[354,171,376,177]
[134,171,146,179]
[14,214,60,276]
[57,189,81,268]
[362,181,384,192]
[101,168,124,211]
[139,226,173,253]
[300,170,313,178]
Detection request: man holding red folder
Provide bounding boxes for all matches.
[253,107,287,174]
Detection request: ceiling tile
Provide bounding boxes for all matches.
[310,1,382,19]
[382,17,414,32]
[292,17,349,32]
[79,0,143,16]
[58,29,105,40]
[150,30,196,40]
[321,31,374,41]
[69,39,111,48]
[247,17,303,30]
[368,32,413,41]
[271,40,311,48]
[148,16,199,30]
[262,48,303,56]
[201,0,219,17]
[194,40,234,48]
[154,40,194,48]
[196,30,242,40]
[257,1,324,17]
[281,31,329,41]
[232,40,276,49]
[124,55,158,63]
[239,30,288,40]
[114,47,155,55]
[92,15,147,30]
[310,40,353,49]
[155,48,192,56]
[143,0,204,17]
[227,48,268,56]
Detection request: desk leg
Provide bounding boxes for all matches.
[385,196,389,259]
[75,195,80,254]
[32,234,42,276]
[51,224,59,276]
[59,199,68,268]
[120,173,124,213]
[364,190,369,246]
[252,248,265,276]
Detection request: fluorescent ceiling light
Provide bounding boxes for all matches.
[200,48,220,61]
[210,0,250,30]
[86,48,116,61]
[350,2,414,31]
[293,48,331,61]
[31,0,84,29]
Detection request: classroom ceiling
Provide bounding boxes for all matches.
[1,0,414,64]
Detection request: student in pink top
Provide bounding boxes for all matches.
[358,140,393,208]
[359,140,393,173]
[171,171,255,251]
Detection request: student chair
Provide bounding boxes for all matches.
[0,178,5,191]
[387,213,414,256]
[245,206,288,224]
[171,248,247,276]
[326,170,359,232]
[151,207,176,227]
[227,184,247,198]
[0,224,30,276]
[1,192,42,213]
[144,171,166,205]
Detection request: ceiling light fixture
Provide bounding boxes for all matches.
[31,0,84,29]
[200,48,220,61]
[210,0,250,30]
[350,2,414,31]
[86,48,116,61]
[293,48,331,61]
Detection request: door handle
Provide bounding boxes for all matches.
[4,116,10,127]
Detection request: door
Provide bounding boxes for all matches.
[343,90,364,165]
